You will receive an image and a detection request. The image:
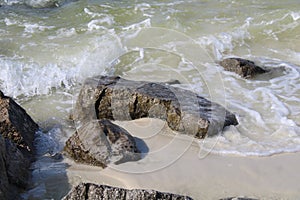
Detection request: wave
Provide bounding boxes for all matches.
[0,0,76,8]
[0,33,124,98]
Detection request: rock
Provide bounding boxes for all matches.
[0,135,9,200]
[0,90,39,199]
[73,76,238,139]
[219,58,266,78]
[0,90,39,158]
[164,79,181,85]
[25,0,60,8]
[64,119,140,168]
[220,197,259,200]
[62,182,193,200]
[0,134,30,200]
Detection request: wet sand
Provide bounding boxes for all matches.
[65,118,300,199]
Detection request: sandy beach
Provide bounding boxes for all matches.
[65,118,300,199]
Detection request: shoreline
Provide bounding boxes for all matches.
[64,118,300,199]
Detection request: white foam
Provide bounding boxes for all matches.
[122,18,151,31]
[0,0,61,7]
[197,20,251,60]
[213,58,300,156]
[4,17,17,26]
[0,58,74,97]
[48,28,76,39]
[0,33,124,97]
[87,19,112,31]
[4,17,55,35]
[134,3,152,17]
[0,0,23,6]
[291,11,300,21]
[84,8,114,29]
[84,8,114,31]
[23,23,55,34]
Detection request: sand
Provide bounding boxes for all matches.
[65,118,300,200]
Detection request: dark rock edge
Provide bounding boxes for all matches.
[62,182,193,200]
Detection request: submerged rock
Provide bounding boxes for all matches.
[62,182,193,200]
[25,0,60,8]
[0,90,38,200]
[73,76,238,139]
[0,90,39,157]
[64,119,140,168]
[219,58,266,78]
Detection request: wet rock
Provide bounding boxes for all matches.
[64,119,140,168]
[25,0,60,8]
[219,58,266,78]
[0,90,39,199]
[0,134,30,200]
[73,76,238,139]
[0,90,39,158]
[164,79,181,85]
[220,197,259,200]
[62,182,193,200]
[0,135,9,200]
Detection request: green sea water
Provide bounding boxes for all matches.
[0,0,300,198]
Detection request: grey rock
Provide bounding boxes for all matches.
[0,135,9,200]
[220,197,259,200]
[0,90,39,158]
[25,0,60,8]
[219,58,266,78]
[0,134,29,200]
[62,182,193,200]
[64,119,140,168]
[73,76,238,139]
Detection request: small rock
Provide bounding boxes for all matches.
[62,182,193,200]
[25,0,60,8]
[219,58,266,78]
[64,119,140,168]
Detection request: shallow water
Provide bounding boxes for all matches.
[0,0,300,198]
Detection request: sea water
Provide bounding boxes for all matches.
[0,0,299,198]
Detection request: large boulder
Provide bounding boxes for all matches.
[219,58,266,78]
[62,182,193,200]
[0,90,39,199]
[73,76,238,139]
[0,90,39,158]
[64,119,140,168]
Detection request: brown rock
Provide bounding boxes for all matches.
[219,58,266,78]
[64,119,140,168]
[62,182,193,200]
[73,76,238,139]
[0,90,39,157]
[0,90,39,199]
